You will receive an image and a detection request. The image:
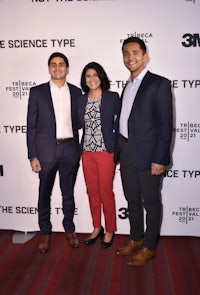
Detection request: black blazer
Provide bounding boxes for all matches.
[78,90,121,153]
[119,71,173,170]
[27,82,82,162]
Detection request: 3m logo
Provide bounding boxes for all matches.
[0,165,3,176]
[182,33,200,47]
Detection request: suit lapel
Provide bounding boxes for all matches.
[100,91,107,122]
[44,82,55,119]
[68,83,79,122]
[100,90,105,108]
[129,71,152,115]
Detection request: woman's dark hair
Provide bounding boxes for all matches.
[80,62,110,93]
[122,37,147,54]
[48,52,69,67]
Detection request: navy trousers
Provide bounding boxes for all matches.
[38,141,79,234]
[120,138,163,250]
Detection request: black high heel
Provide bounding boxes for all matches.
[84,226,104,245]
[101,233,115,249]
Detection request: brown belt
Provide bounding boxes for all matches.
[56,138,74,144]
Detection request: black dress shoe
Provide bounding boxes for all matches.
[84,226,104,245]
[101,233,115,249]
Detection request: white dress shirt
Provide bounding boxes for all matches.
[50,81,73,139]
[119,68,148,138]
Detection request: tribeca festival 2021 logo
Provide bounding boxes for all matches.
[172,206,199,224]
[5,81,36,99]
[120,32,153,44]
[174,122,200,141]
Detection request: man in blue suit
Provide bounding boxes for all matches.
[116,37,173,265]
[27,52,81,253]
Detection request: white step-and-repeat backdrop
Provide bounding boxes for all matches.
[0,0,199,236]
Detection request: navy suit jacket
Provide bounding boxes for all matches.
[27,82,82,162]
[121,71,173,170]
[78,90,121,153]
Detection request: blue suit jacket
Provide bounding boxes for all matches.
[78,90,121,153]
[122,71,173,170]
[27,82,82,162]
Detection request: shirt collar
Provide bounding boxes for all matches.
[128,68,148,83]
[50,80,67,89]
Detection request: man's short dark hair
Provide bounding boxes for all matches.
[122,37,147,54]
[48,52,69,67]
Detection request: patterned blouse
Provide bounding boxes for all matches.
[83,96,106,152]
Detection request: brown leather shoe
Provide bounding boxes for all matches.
[116,239,143,256]
[128,247,156,266]
[38,234,51,254]
[65,233,79,248]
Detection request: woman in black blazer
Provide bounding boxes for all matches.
[78,62,121,248]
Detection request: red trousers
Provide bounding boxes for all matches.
[82,151,117,232]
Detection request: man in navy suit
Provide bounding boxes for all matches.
[116,37,173,265]
[27,52,82,253]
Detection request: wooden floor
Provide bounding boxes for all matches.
[0,230,199,295]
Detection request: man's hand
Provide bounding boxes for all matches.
[151,163,165,175]
[30,158,41,173]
